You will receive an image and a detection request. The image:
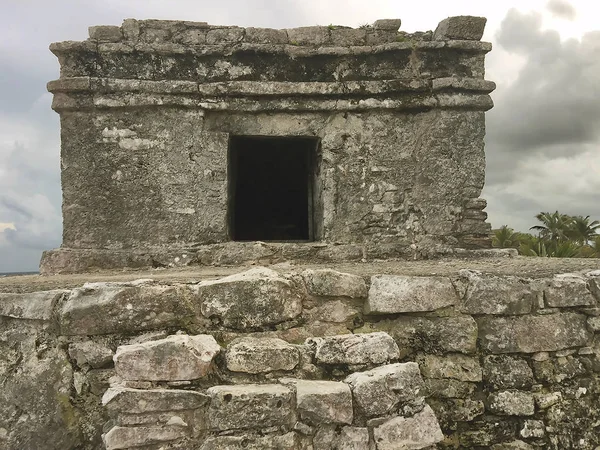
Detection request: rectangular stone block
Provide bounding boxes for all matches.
[103,425,187,450]
[372,405,444,450]
[89,25,123,42]
[434,16,486,41]
[419,354,482,382]
[306,332,400,366]
[103,387,210,414]
[478,313,592,354]
[244,27,289,44]
[0,290,65,321]
[225,337,300,373]
[207,384,295,431]
[301,269,367,298]
[487,390,535,416]
[286,379,353,425]
[200,433,297,449]
[366,275,457,314]
[544,274,596,308]
[287,26,330,45]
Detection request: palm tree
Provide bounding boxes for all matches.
[568,215,600,245]
[530,211,573,243]
[492,225,521,248]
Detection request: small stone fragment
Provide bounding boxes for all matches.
[207,384,295,431]
[520,419,545,439]
[366,275,457,314]
[434,16,487,41]
[302,269,367,298]
[114,334,220,381]
[372,405,444,450]
[419,354,482,382]
[487,390,535,416]
[345,362,424,417]
[373,19,402,31]
[292,380,353,424]
[89,26,123,42]
[225,337,300,373]
[307,332,400,365]
[534,391,562,409]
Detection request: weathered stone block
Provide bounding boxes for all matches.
[200,432,297,450]
[434,16,487,41]
[520,419,545,439]
[0,290,64,321]
[313,426,369,450]
[588,316,600,331]
[373,19,402,31]
[244,27,288,44]
[302,269,367,298]
[424,378,477,399]
[198,268,303,329]
[345,363,424,417]
[372,405,444,450]
[68,341,114,369]
[206,28,244,44]
[358,315,477,354]
[429,398,484,424]
[225,337,300,373]
[478,313,592,353]
[307,332,400,365]
[103,387,210,414]
[291,380,353,424]
[487,390,535,416]
[491,441,534,450]
[114,334,220,381]
[330,28,367,46]
[103,425,187,450]
[287,26,330,45]
[366,275,457,314]
[89,25,123,42]
[544,274,596,308]
[419,354,482,382]
[207,384,295,431]
[59,282,194,335]
[483,355,534,389]
[456,271,536,315]
[175,28,207,45]
[304,300,361,324]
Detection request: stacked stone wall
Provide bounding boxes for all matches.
[1,266,599,449]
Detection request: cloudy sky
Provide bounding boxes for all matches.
[1,0,599,272]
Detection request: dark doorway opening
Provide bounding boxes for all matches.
[228,135,320,241]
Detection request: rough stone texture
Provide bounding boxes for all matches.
[307,332,400,365]
[0,290,65,321]
[483,355,534,389]
[544,274,597,307]
[313,426,369,450]
[103,425,188,450]
[225,337,300,373]
[345,363,425,417]
[366,275,457,314]
[68,341,114,369]
[486,390,535,416]
[372,405,444,449]
[456,271,537,315]
[198,268,303,329]
[478,312,592,353]
[419,354,482,382]
[207,384,295,431]
[200,432,297,450]
[292,380,353,424]
[42,16,495,274]
[114,334,220,381]
[434,16,487,41]
[302,269,367,298]
[103,387,210,414]
[491,441,534,450]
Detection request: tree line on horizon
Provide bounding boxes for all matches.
[492,211,600,258]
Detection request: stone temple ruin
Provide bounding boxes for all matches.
[40,15,496,274]
[0,15,599,450]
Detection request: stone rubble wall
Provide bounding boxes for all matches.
[1,267,599,449]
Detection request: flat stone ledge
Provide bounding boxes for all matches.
[103,387,210,414]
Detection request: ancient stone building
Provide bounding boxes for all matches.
[41,15,495,274]
[2,15,599,450]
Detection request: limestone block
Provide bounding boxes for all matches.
[103,425,187,450]
[330,28,367,46]
[287,26,330,45]
[199,432,297,449]
[207,384,295,431]
[59,282,194,335]
[114,334,220,381]
[244,27,288,44]
[456,271,536,315]
[68,341,114,369]
[206,28,244,44]
[544,274,596,308]
[0,290,64,321]
[365,30,397,45]
[291,380,353,424]
[429,398,484,422]
[533,391,562,410]
[225,337,300,373]
[304,300,361,324]
[491,441,534,450]
[434,16,487,41]
[477,313,592,353]
[372,405,444,450]
[175,28,207,45]
[357,315,478,354]
[588,316,600,331]
[366,275,457,314]
[103,387,210,414]
[345,363,424,417]
[487,390,535,416]
[419,354,482,382]
[373,19,402,31]
[424,379,476,399]
[307,332,400,365]
[89,25,123,42]
[198,268,303,329]
[302,269,367,298]
[313,426,369,450]
[483,355,534,389]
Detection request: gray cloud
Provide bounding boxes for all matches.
[547,0,577,21]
